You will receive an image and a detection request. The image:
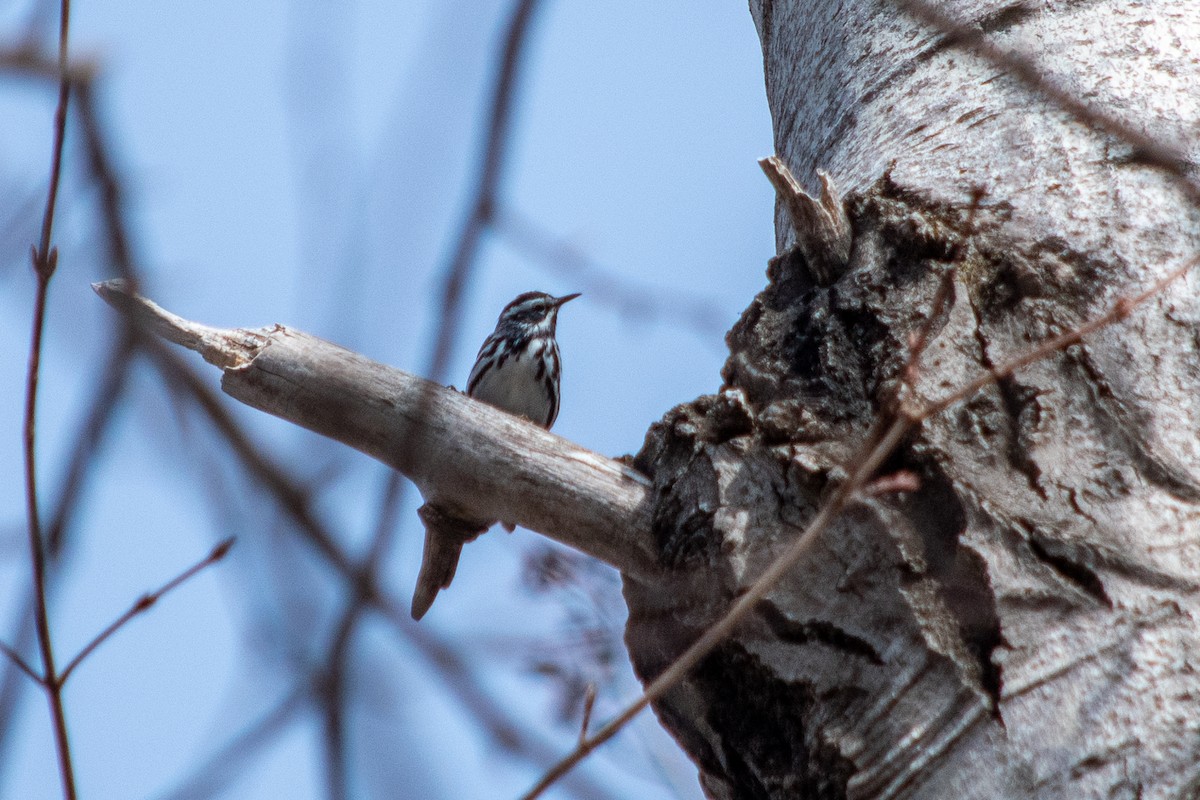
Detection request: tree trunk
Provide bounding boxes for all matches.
[623,1,1200,798]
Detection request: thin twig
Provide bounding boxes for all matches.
[899,187,984,391]
[22,1,76,796]
[578,684,597,745]
[57,538,235,685]
[32,0,72,274]
[0,46,95,84]
[0,642,40,685]
[318,606,363,800]
[46,332,135,551]
[75,79,136,282]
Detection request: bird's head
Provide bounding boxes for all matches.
[495,291,580,336]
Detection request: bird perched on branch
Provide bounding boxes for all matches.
[411,291,580,619]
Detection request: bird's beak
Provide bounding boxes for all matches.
[554,293,581,307]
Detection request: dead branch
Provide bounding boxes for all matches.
[758,156,852,285]
[91,279,659,582]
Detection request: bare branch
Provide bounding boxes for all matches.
[57,538,235,686]
[92,280,659,580]
[22,1,78,795]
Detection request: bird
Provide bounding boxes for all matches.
[410,291,579,619]
[466,291,580,428]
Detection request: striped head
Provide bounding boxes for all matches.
[492,291,579,341]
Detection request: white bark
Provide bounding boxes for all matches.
[615,2,1200,798]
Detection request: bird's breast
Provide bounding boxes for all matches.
[469,341,557,427]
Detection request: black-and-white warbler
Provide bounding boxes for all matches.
[467,290,580,427]
[411,291,579,619]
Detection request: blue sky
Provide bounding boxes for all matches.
[0,2,774,797]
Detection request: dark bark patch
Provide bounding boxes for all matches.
[757,600,884,665]
[690,643,855,800]
[1028,536,1112,607]
[709,390,756,443]
[633,404,726,568]
[995,376,1047,498]
[651,466,719,569]
[891,457,1006,711]
[977,2,1039,35]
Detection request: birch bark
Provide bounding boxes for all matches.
[621,2,1200,797]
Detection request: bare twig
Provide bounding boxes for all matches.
[0,642,39,685]
[900,265,956,390]
[46,332,135,551]
[32,2,72,277]
[22,1,77,796]
[318,609,359,800]
[57,538,234,685]
[0,45,96,84]
[899,186,983,393]
[578,684,597,745]
[862,470,922,497]
[75,80,136,282]
[0,326,134,776]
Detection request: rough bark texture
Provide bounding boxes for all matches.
[623,2,1200,798]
